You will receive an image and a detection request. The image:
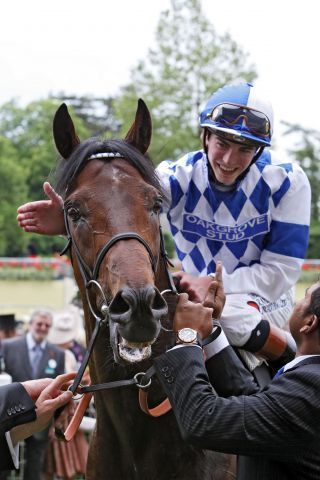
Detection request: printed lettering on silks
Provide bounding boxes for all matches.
[182,214,269,242]
[157,148,310,279]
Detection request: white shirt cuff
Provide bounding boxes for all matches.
[5,432,20,469]
[170,344,202,350]
[203,322,229,361]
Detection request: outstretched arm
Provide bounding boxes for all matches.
[17,182,66,235]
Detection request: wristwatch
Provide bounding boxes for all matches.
[176,328,199,345]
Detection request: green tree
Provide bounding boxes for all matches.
[283,122,320,221]
[0,99,89,255]
[0,136,28,255]
[114,0,257,164]
[283,122,320,259]
[51,93,120,137]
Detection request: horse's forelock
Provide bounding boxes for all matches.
[54,138,163,199]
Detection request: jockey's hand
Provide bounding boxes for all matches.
[173,271,213,303]
[203,262,226,319]
[17,182,66,235]
[173,293,214,339]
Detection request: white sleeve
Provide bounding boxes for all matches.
[5,432,20,469]
[223,166,311,301]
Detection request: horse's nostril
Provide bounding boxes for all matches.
[152,289,168,313]
[109,290,131,317]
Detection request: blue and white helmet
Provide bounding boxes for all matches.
[199,83,273,147]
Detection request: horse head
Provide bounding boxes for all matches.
[53,100,169,365]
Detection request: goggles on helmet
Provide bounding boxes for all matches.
[206,103,271,138]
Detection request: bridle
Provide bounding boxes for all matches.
[59,152,177,400]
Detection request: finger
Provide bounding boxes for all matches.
[45,390,73,409]
[17,202,39,214]
[176,292,189,306]
[17,217,37,227]
[21,225,42,233]
[17,212,36,221]
[41,372,77,398]
[203,281,218,309]
[43,182,63,206]
[215,261,223,283]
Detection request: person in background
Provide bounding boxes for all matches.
[0,314,19,341]
[16,82,311,385]
[48,306,86,370]
[44,307,88,480]
[1,310,65,480]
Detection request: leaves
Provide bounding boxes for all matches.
[113,0,256,164]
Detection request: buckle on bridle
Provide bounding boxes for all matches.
[134,372,152,390]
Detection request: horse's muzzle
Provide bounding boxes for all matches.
[109,285,167,337]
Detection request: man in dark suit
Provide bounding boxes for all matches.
[0,375,74,471]
[154,266,320,480]
[2,309,65,480]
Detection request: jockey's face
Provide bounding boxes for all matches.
[205,133,257,185]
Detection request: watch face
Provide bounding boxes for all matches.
[178,328,197,343]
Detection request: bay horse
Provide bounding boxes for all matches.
[53,100,235,479]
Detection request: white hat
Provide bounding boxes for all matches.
[48,306,85,345]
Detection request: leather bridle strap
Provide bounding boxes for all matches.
[68,318,103,395]
[139,392,172,417]
[63,392,93,442]
[93,232,158,279]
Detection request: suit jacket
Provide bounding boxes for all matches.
[1,335,65,383]
[0,382,36,470]
[154,346,320,480]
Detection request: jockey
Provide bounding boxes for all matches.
[17,82,311,382]
[157,82,311,379]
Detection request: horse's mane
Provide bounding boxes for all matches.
[54,138,163,198]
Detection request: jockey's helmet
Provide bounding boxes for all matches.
[199,82,273,147]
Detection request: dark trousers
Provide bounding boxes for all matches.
[24,433,49,480]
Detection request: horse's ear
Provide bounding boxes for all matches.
[53,103,80,159]
[124,99,152,154]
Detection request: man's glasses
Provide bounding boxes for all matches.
[206,103,271,137]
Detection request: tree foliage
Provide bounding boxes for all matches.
[282,122,320,258]
[114,0,257,164]
[0,99,89,255]
[0,136,27,255]
[283,122,320,222]
[51,93,120,137]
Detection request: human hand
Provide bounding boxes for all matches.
[11,372,75,445]
[173,271,213,303]
[21,378,54,402]
[17,182,66,235]
[173,293,213,339]
[203,262,225,319]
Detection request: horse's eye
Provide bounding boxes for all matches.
[67,207,81,222]
[152,197,163,214]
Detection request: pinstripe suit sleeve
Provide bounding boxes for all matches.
[0,383,36,471]
[154,346,320,459]
[0,383,36,436]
